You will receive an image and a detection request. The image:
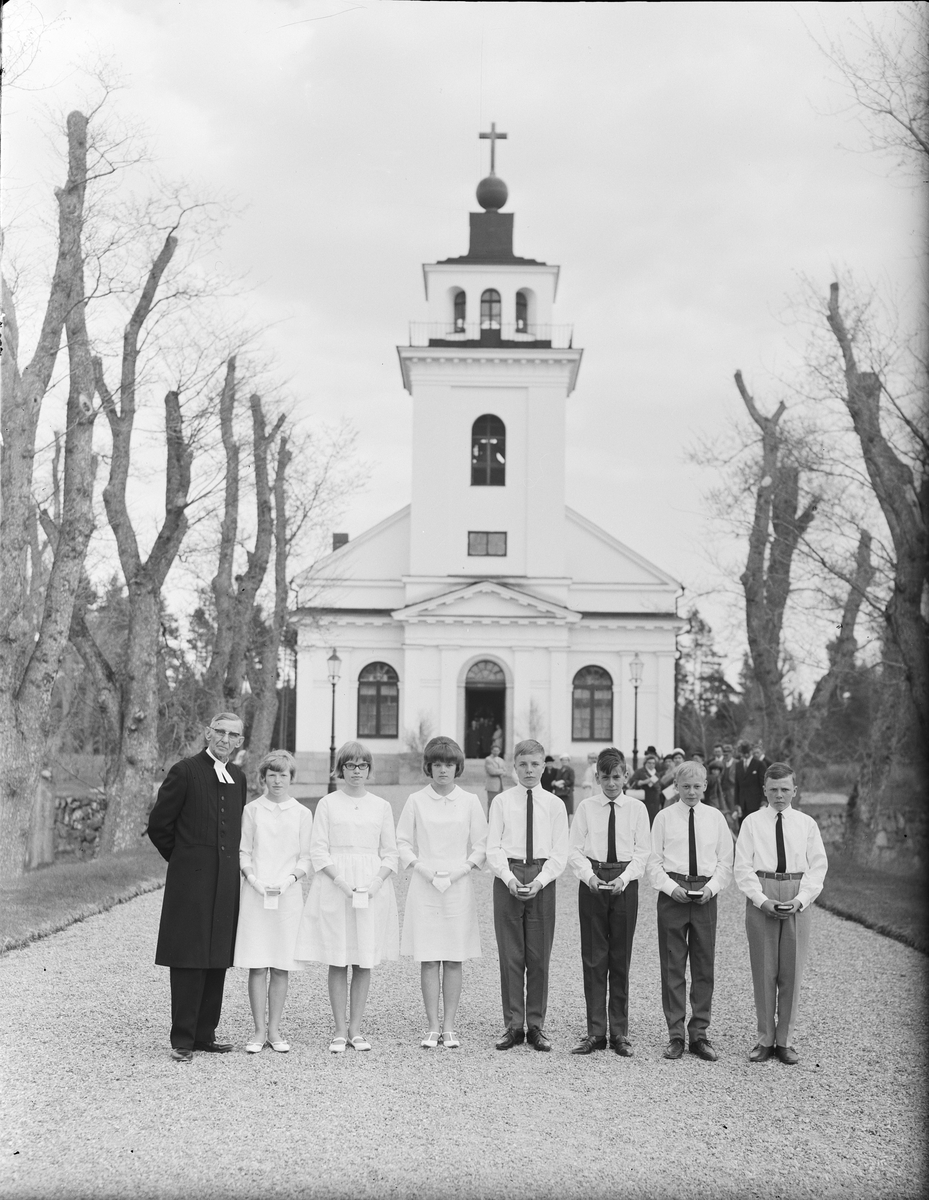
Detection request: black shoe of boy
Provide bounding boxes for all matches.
[663,1037,685,1060]
[571,1035,607,1055]
[612,1037,634,1057]
[495,1028,525,1051]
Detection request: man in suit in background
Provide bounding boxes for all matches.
[148,712,248,1062]
[733,740,768,826]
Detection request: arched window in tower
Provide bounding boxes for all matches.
[480,288,501,330]
[471,414,506,486]
[515,289,528,332]
[357,662,399,738]
[453,289,466,332]
[572,666,613,741]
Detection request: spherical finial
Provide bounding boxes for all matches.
[476,174,508,211]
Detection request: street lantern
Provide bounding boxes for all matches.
[327,649,341,793]
[629,653,644,770]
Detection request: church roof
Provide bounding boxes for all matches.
[390,579,581,625]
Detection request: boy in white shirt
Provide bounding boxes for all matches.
[486,739,569,1052]
[734,762,828,1065]
[647,760,732,1061]
[568,747,650,1056]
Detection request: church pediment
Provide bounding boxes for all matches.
[391,580,581,625]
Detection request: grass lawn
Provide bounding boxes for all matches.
[0,842,167,954]
[818,851,927,954]
[1,839,925,957]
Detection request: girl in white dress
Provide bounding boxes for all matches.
[234,750,313,1053]
[295,741,399,1053]
[396,736,487,1049]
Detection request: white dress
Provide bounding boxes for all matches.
[294,790,400,969]
[396,784,487,962]
[233,797,313,971]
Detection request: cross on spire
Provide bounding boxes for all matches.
[479,122,508,174]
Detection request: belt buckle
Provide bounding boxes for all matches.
[774,872,787,880]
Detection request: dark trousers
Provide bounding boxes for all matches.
[656,892,717,1042]
[578,871,638,1040]
[492,862,556,1033]
[169,967,227,1049]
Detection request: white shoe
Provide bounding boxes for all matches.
[329,1037,347,1054]
[269,1039,290,1053]
[349,1035,371,1051]
[245,1041,265,1054]
[440,1031,460,1048]
[421,1031,440,1049]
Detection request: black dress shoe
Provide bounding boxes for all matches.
[527,1028,552,1052]
[571,1035,607,1055]
[775,1044,799,1065]
[612,1037,634,1058]
[749,1043,774,1063]
[495,1028,525,1051]
[193,1040,234,1053]
[663,1037,685,1060]
[171,1047,193,1063]
[689,1038,718,1062]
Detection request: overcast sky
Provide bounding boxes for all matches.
[2,0,923,680]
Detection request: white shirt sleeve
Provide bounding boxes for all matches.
[568,800,595,884]
[239,804,256,875]
[467,793,488,869]
[395,794,418,869]
[295,805,314,876]
[378,798,400,874]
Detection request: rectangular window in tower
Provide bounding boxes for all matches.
[468,531,507,557]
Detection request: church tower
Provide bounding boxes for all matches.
[397,125,582,605]
[293,127,682,782]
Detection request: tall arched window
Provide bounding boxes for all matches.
[480,288,501,329]
[453,289,466,332]
[515,290,528,332]
[357,662,399,738]
[471,414,506,486]
[572,666,613,741]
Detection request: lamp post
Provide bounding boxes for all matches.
[326,649,341,793]
[629,653,644,771]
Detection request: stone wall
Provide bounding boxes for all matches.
[800,795,848,846]
[55,795,107,859]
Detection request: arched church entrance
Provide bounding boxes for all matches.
[464,659,506,758]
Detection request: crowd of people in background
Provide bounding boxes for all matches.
[487,739,772,833]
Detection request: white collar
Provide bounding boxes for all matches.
[206,748,235,783]
[594,791,627,807]
[425,784,459,801]
[257,795,298,812]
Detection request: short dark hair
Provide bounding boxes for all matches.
[422,736,464,777]
[335,740,372,777]
[514,739,545,760]
[596,746,626,775]
[737,740,752,756]
[764,761,795,783]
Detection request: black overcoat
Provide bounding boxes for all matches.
[734,757,769,819]
[148,749,247,969]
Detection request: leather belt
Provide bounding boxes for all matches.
[756,870,804,880]
[588,859,630,870]
[669,872,710,885]
[508,857,548,866]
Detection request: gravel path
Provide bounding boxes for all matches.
[1,864,926,1200]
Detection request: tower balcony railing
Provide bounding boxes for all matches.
[408,321,575,349]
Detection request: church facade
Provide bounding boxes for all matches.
[293,133,683,782]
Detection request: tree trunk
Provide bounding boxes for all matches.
[201,357,239,715]
[0,111,97,880]
[245,437,292,785]
[98,590,162,853]
[826,283,928,866]
[734,371,818,756]
[25,771,57,869]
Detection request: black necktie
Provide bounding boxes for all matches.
[775,812,787,874]
[525,788,534,862]
[607,800,617,864]
[688,806,698,877]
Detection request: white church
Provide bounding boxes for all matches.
[294,129,684,783]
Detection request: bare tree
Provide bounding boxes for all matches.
[0,111,98,880]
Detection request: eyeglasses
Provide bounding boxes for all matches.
[209,729,243,744]
[343,762,369,772]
